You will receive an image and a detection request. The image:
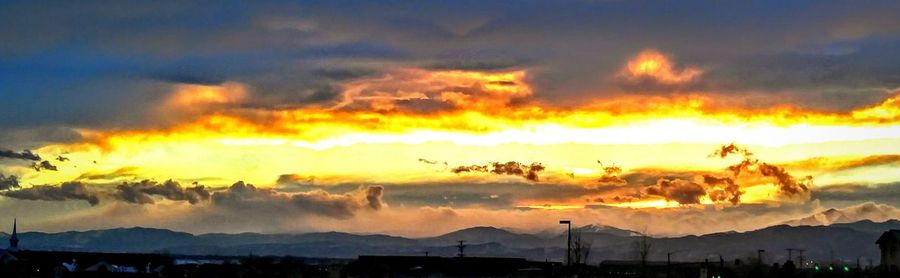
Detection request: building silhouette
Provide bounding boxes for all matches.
[8,219,18,252]
[877,229,900,271]
[1,219,19,267]
[350,255,560,277]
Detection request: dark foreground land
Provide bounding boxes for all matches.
[1,250,899,278]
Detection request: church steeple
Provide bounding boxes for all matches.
[8,218,18,252]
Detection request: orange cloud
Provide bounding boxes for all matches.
[166,82,248,109]
[25,66,898,192]
[852,94,900,122]
[717,144,813,199]
[596,161,625,185]
[333,68,531,112]
[63,81,900,156]
[620,49,702,85]
[782,154,900,172]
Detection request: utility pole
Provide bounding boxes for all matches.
[559,220,572,266]
[786,248,804,267]
[457,240,466,258]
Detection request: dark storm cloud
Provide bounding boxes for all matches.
[303,85,341,103]
[600,170,746,206]
[701,175,741,205]
[31,160,58,172]
[644,178,707,205]
[451,161,546,182]
[364,186,384,210]
[417,158,448,166]
[708,39,900,92]
[756,163,812,196]
[0,1,362,129]
[425,58,530,71]
[276,174,316,186]
[148,71,228,86]
[211,181,384,219]
[596,162,625,185]
[717,144,812,197]
[0,77,174,130]
[611,145,817,205]
[596,169,705,203]
[75,167,141,181]
[0,127,84,150]
[311,68,377,80]
[115,179,211,205]
[273,178,600,209]
[1,182,100,206]
[812,182,900,207]
[617,170,699,188]
[0,174,20,191]
[712,143,752,159]
[0,149,60,172]
[0,149,41,161]
[0,177,388,217]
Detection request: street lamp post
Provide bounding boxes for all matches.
[560,220,571,266]
[667,252,673,278]
[666,250,683,278]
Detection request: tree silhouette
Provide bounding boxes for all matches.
[633,231,652,277]
[570,230,592,265]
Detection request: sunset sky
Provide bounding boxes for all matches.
[1,0,899,237]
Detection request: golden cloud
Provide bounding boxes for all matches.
[619,49,702,85]
[23,66,899,197]
[166,82,248,109]
[332,68,532,111]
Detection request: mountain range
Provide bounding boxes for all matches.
[782,202,900,226]
[1,214,897,264]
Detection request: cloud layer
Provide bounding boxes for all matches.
[0,1,898,236]
[116,179,210,205]
[2,182,100,206]
[451,161,546,182]
[3,1,900,132]
[211,181,384,219]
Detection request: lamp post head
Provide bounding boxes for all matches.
[559,220,571,224]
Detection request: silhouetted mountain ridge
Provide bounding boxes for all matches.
[573,224,640,237]
[421,226,545,247]
[782,202,900,226]
[1,219,897,263]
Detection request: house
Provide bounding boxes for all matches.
[877,229,900,271]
